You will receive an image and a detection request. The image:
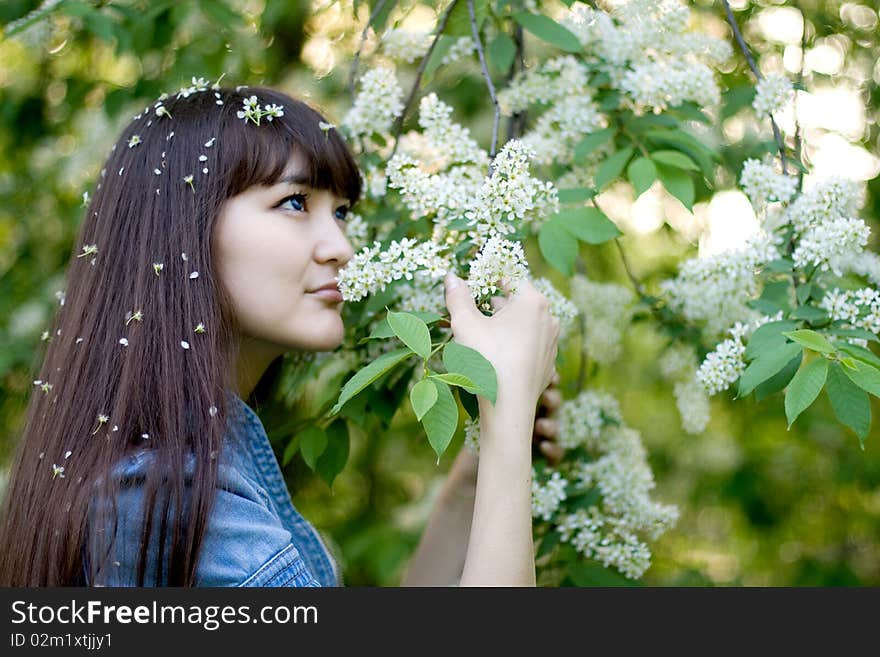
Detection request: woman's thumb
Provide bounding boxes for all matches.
[444,272,479,323]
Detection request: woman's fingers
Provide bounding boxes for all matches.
[538,440,565,466]
[540,388,562,411]
[534,417,558,438]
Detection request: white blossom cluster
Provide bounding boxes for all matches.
[498,56,591,114]
[342,67,405,139]
[463,139,559,243]
[839,251,880,288]
[561,0,729,111]
[660,233,781,336]
[395,270,446,315]
[344,212,368,250]
[785,177,861,234]
[695,336,746,395]
[752,73,794,117]
[463,416,480,455]
[440,37,476,65]
[557,390,622,450]
[532,277,579,340]
[791,217,870,275]
[569,275,636,363]
[531,469,568,521]
[337,238,451,302]
[416,93,488,168]
[466,235,530,304]
[739,158,799,210]
[659,343,710,434]
[820,288,880,334]
[380,29,432,64]
[550,417,679,578]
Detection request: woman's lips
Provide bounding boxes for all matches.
[310,288,343,302]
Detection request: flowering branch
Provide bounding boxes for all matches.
[348,0,391,97]
[721,0,789,174]
[468,0,501,169]
[388,0,460,162]
[505,21,528,141]
[793,18,807,191]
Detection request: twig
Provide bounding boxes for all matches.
[348,0,391,97]
[506,21,528,141]
[590,196,645,295]
[793,17,807,191]
[387,0,460,162]
[468,0,501,172]
[721,0,789,174]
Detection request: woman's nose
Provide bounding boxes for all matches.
[314,212,355,267]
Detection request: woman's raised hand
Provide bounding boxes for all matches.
[443,272,560,409]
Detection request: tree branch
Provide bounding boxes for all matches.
[794,14,807,191]
[387,0,460,162]
[468,0,501,172]
[348,0,391,98]
[721,0,789,174]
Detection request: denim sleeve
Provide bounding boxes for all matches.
[85,453,321,587]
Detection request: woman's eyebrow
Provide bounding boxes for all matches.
[279,172,311,186]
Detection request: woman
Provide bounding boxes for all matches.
[0,82,560,587]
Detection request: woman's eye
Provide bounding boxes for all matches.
[278,193,307,212]
[335,207,349,221]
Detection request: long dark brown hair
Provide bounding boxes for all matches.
[0,83,361,586]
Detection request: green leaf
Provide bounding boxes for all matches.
[538,219,577,275]
[826,362,871,448]
[760,280,792,313]
[755,352,802,402]
[299,426,328,470]
[784,358,829,427]
[627,157,657,197]
[553,207,621,245]
[410,378,439,421]
[512,11,582,53]
[765,258,794,273]
[316,419,350,488]
[594,147,634,190]
[282,435,301,467]
[656,163,694,211]
[442,342,498,404]
[841,360,880,399]
[423,35,456,78]
[783,329,835,354]
[745,320,799,361]
[828,327,880,344]
[650,150,700,171]
[557,187,595,204]
[837,342,880,369]
[536,530,561,559]
[796,283,812,305]
[488,32,516,73]
[368,0,396,31]
[387,309,432,360]
[573,128,616,163]
[444,0,487,37]
[430,372,481,394]
[330,348,412,415]
[421,380,458,460]
[737,342,802,398]
[789,306,829,323]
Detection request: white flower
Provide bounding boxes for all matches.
[153,262,164,275]
[76,243,98,259]
[696,337,746,395]
[532,470,568,522]
[125,310,143,325]
[209,405,218,417]
[792,217,870,275]
[463,417,480,454]
[753,73,794,117]
[204,137,216,148]
[381,28,432,64]
[264,104,284,120]
[673,378,710,434]
[51,464,65,479]
[466,235,530,306]
[183,174,194,192]
[194,323,206,333]
[127,134,142,148]
[532,277,579,340]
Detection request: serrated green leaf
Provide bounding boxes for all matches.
[829,327,880,344]
[841,359,880,398]
[316,419,350,488]
[784,358,828,427]
[330,348,412,415]
[410,378,438,421]
[594,147,634,190]
[445,0,488,37]
[745,320,799,361]
[796,283,812,305]
[512,11,582,53]
[422,380,458,460]
[442,342,498,404]
[783,329,835,354]
[553,207,621,244]
[738,342,802,398]
[765,258,795,273]
[538,219,577,275]
[387,309,432,360]
[760,280,793,313]
[789,305,829,323]
[656,163,695,211]
[430,371,482,393]
[650,150,700,171]
[488,32,516,73]
[300,426,328,470]
[627,157,657,197]
[755,352,802,401]
[557,187,595,204]
[573,128,616,163]
[826,362,871,448]
[837,342,880,369]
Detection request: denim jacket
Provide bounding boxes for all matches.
[84,392,340,587]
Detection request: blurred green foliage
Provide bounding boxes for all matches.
[1,0,878,585]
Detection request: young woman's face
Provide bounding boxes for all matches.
[215,149,355,358]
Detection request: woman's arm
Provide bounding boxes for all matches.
[400,448,478,586]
